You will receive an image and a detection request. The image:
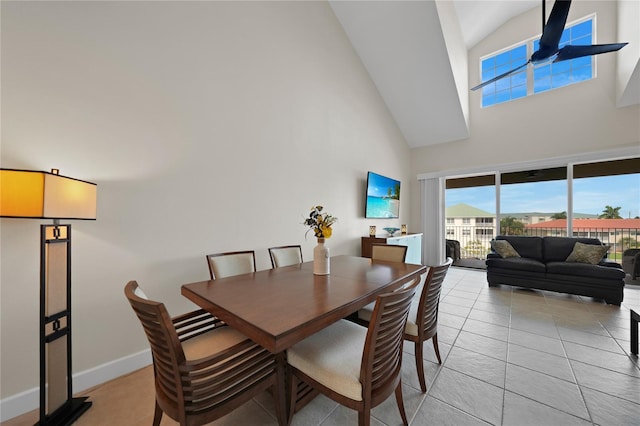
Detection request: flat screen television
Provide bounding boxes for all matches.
[365,171,400,218]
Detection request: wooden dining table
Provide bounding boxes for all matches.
[181,255,427,354]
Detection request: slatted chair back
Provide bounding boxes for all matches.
[126,282,186,420]
[124,281,286,426]
[361,278,418,409]
[287,276,419,425]
[406,257,452,392]
[415,258,452,342]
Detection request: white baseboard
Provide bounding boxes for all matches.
[0,349,151,422]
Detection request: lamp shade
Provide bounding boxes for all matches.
[0,169,97,219]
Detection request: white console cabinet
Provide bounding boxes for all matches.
[361,233,423,265]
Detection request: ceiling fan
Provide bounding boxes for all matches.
[471,0,627,91]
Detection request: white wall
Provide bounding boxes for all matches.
[409,0,640,232]
[0,1,412,413]
[617,0,640,107]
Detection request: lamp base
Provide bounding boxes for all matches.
[36,397,92,426]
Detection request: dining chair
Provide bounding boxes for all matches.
[356,257,453,392]
[124,281,286,426]
[268,245,303,268]
[370,243,408,263]
[205,250,256,280]
[287,277,419,426]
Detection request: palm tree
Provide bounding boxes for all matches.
[500,216,525,235]
[599,205,622,219]
[619,236,640,251]
[551,211,567,219]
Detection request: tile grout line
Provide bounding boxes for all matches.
[546,291,595,425]
[405,272,477,424]
[501,284,514,426]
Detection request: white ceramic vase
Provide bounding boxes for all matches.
[313,238,330,275]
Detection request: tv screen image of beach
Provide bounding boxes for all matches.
[365,172,400,218]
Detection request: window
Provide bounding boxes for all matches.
[501,167,567,236]
[573,158,640,257]
[533,19,593,94]
[481,44,528,107]
[446,218,454,224]
[481,17,593,107]
[446,228,454,236]
[445,174,497,261]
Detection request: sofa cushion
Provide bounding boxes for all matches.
[491,240,521,258]
[565,242,610,265]
[542,237,603,262]
[485,257,546,273]
[496,236,543,261]
[546,261,626,280]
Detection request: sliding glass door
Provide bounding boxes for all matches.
[445,175,496,264]
[572,158,640,261]
[500,167,567,237]
[444,157,639,268]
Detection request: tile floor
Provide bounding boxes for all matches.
[4,267,640,425]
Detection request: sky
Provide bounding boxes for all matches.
[446,174,640,218]
[367,172,400,198]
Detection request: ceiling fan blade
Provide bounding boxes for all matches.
[555,43,628,62]
[539,0,571,50]
[471,61,530,91]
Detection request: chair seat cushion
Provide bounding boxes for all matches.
[405,300,420,337]
[182,325,249,360]
[361,299,424,336]
[358,271,426,324]
[287,320,366,401]
[362,300,422,337]
[357,302,375,323]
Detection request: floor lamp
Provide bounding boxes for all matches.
[0,168,97,426]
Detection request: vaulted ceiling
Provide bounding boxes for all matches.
[329,1,639,148]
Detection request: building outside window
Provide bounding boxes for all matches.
[476,229,493,237]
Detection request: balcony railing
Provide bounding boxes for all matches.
[446,225,640,262]
[445,227,494,259]
[524,226,639,261]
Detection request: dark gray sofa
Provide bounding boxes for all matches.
[486,236,625,305]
